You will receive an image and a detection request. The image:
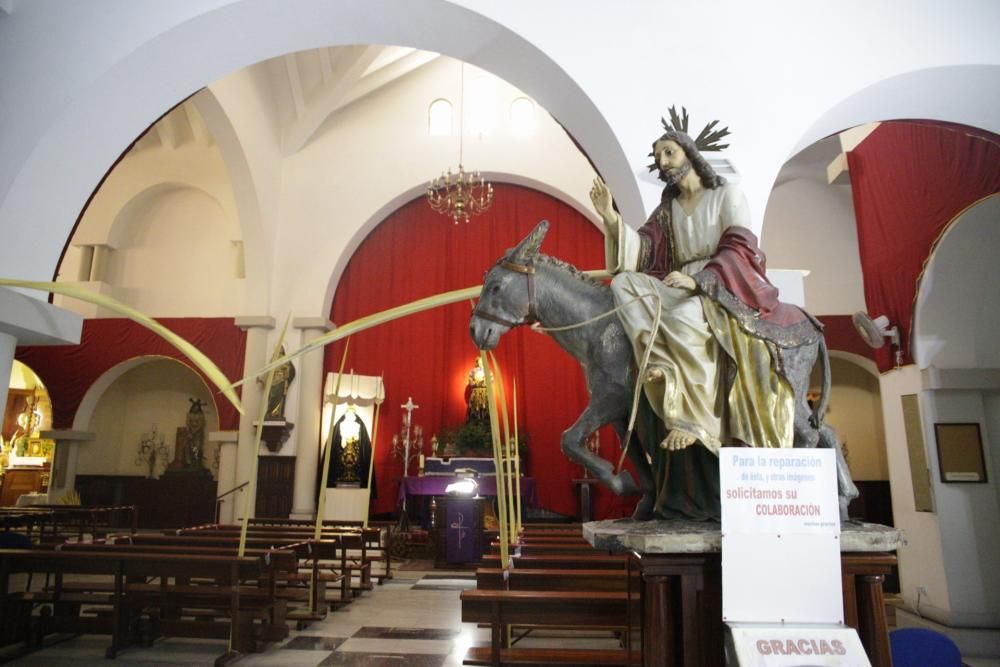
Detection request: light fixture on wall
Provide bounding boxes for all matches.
[427,62,493,224]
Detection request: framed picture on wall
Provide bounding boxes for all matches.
[934,423,988,483]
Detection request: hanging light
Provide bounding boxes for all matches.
[427,62,494,224]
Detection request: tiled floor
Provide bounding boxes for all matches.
[4,568,465,666]
[3,565,621,666]
[6,565,996,665]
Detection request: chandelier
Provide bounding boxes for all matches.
[427,62,494,224]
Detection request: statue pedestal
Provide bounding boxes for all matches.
[584,520,901,667]
[254,420,294,453]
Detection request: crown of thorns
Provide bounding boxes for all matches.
[648,106,731,165]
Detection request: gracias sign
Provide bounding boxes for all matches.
[755,637,847,656]
[726,625,870,667]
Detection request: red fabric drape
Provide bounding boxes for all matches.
[15,318,246,430]
[326,184,636,519]
[816,315,877,363]
[848,121,1000,371]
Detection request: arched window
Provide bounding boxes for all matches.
[428,99,452,136]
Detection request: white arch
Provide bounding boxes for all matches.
[912,194,1000,369]
[762,65,1000,314]
[72,355,221,432]
[789,65,1000,159]
[102,182,233,250]
[0,1,640,285]
[318,173,600,318]
[828,350,881,380]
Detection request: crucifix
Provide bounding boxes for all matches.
[391,397,422,475]
[393,396,422,531]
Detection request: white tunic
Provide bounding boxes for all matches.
[605,184,751,452]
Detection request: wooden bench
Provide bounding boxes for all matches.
[247,518,394,582]
[114,533,351,612]
[482,554,629,571]
[476,568,632,593]
[0,547,277,664]
[491,541,610,557]
[460,589,637,666]
[174,527,375,597]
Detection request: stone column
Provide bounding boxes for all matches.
[210,430,240,523]
[289,317,333,519]
[39,429,95,502]
[233,316,275,521]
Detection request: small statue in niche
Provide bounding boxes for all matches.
[327,406,374,489]
[169,398,208,470]
[464,357,488,424]
[259,348,296,420]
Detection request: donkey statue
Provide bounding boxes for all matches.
[469,220,858,521]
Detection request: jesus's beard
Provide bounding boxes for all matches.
[659,160,692,186]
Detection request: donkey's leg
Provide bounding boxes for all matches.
[783,345,821,450]
[560,400,639,497]
[818,424,860,522]
[612,421,656,520]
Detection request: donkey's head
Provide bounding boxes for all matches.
[470,220,549,350]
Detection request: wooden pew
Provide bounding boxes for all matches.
[114,533,351,610]
[174,527,375,596]
[520,524,583,536]
[476,568,631,593]
[247,517,394,582]
[0,548,274,664]
[489,541,612,557]
[461,589,637,666]
[482,554,629,571]
[0,505,137,543]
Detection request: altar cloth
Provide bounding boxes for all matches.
[398,475,538,507]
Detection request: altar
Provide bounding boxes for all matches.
[398,475,537,530]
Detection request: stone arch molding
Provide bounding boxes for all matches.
[72,355,220,432]
[789,65,1000,159]
[912,194,1000,370]
[317,173,599,319]
[102,182,235,251]
[0,0,639,285]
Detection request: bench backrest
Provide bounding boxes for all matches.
[476,567,631,592]
[482,554,628,570]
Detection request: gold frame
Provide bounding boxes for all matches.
[934,423,988,483]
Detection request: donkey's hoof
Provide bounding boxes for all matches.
[610,471,639,496]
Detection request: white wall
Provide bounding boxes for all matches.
[82,359,219,478]
[919,389,1000,626]
[273,55,599,320]
[52,55,599,324]
[879,366,951,618]
[2,1,1000,286]
[762,179,866,316]
[914,195,1000,369]
[984,392,1000,518]
[818,358,888,481]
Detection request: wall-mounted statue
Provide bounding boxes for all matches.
[260,348,296,420]
[169,397,208,471]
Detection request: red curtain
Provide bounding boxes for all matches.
[848,121,1000,371]
[326,184,636,519]
[15,318,246,430]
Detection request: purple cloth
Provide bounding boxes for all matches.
[397,476,537,507]
[445,498,478,562]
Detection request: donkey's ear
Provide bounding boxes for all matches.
[509,220,549,263]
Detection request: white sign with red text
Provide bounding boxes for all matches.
[721,448,843,624]
[726,623,871,667]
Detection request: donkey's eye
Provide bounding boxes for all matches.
[490,284,501,294]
